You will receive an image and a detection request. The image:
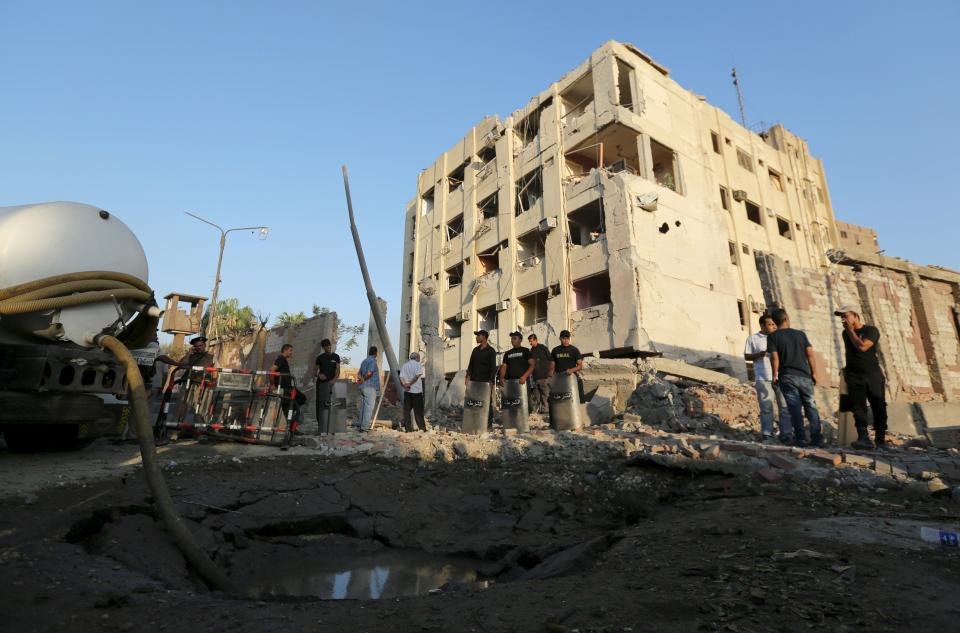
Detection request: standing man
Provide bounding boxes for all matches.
[465,329,498,427]
[767,308,823,447]
[527,333,551,414]
[356,346,380,433]
[836,306,888,450]
[270,344,302,433]
[499,332,535,387]
[743,314,791,443]
[549,330,584,402]
[400,352,427,432]
[315,338,341,434]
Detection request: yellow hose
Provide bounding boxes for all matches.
[99,335,233,593]
[0,271,151,316]
[0,271,232,593]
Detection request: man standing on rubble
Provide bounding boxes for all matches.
[767,309,823,447]
[271,344,302,434]
[466,330,498,427]
[356,346,380,433]
[527,333,551,414]
[315,338,341,433]
[744,314,791,443]
[400,352,427,432]
[549,330,584,403]
[836,306,888,450]
[499,331,535,388]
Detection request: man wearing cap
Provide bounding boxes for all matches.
[315,338,341,434]
[549,330,584,402]
[499,331,535,387]
[400,352,427,432]
[163,336,215,438]
[466,329,498,427]
[527,333,551,414]
[836,306,888,450]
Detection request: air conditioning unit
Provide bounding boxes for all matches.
[766,208,775,218]
[539,217,558,232]
[732,189,748,202]
[495,300,511,312]
[454,310,471,323]
[636,192,658,212]
[749,301,765,314]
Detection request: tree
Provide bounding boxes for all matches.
[275,311,307,327]
[202,297,257,338]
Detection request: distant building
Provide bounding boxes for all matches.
[836,220,880,259]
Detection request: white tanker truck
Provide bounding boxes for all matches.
[0,201,160,451]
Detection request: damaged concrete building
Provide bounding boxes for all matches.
[399,40,960,408]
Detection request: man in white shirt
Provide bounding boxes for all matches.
[744,313,791,442]
[399,352,427,432]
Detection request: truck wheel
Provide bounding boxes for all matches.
[2,424,83,452]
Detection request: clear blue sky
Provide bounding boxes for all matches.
[2,1,957,346]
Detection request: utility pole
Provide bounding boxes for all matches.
[341,166,405,401]
[731,67,747,129]
[184,212,269,340]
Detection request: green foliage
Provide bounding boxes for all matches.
[202,297,257,337]
[275,311,307,327]
[312,305,364,365]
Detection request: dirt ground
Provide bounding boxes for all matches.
[2,436,960,633]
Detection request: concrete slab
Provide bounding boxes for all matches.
[886,402,922,437]
[646,357,739,386]
[438,370,467,408]
[917,402,960,430]
[586,386,615,426]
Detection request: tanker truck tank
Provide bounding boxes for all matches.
[0,202,159,451]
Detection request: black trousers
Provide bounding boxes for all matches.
[846,370,887,433]
[403,392,427,431]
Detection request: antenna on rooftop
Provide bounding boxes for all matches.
[731,67,747,128]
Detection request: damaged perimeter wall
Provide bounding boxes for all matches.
[210,312,338,426]
[758,252,960,404]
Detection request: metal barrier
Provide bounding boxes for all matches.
[155,367,297,447]
[500,379,529,432]
[462,380,492,434]
[549,373,583,431]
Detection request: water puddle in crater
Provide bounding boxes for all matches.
[246,548,479,600]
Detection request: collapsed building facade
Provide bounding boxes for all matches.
[399,40,960,408]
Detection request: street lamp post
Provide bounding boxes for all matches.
[184,211,269,340]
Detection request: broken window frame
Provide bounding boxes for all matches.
[516,229,545,269]
[477,304,498,332]
[445,262,464,290]
[737,300,747,327]
[736,148,754,173]
[650,138,681,193]
[768,169,784,192]
[515,167,543,216]
[776,215,793,240]
[571,272,612,312]
[615,58,634,109]
[478,192,498,220]
[443,316,462,339]
[728,241,739,266]
[515,100,551,149]
[719,186,730,211]
[421,188,435,216]
[711,131,722,154]
[447,161,468,193]
[745,200,762,225]
[477,241,507,276]
[567,198,606,246]
[519,290,549,326]
[445,213,465,241]
[560,71,594,123]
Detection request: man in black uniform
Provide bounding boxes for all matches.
[836,306,888,450]
[499,331,535,386]
[466,329,498,428]
[270,344,301,433]
[527,333,551,414]
[549,330,584,402]
[314,338,341,434]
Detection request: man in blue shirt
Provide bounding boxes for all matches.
[356,346,380,432]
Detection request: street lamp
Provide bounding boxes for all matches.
[185,211,270,340]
